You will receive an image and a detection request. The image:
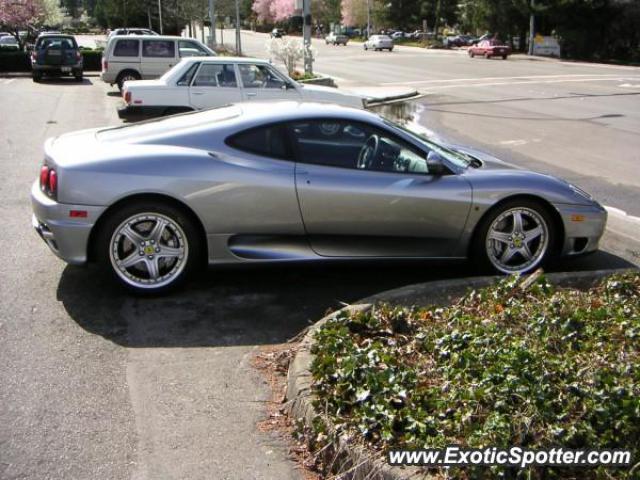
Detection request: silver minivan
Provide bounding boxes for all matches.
[100,35,215,90]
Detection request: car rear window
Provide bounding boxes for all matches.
[114,39,139,56]
[37,36,77,49]
[142,40,175,58]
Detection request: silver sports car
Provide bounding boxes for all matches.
[31,101,607,293]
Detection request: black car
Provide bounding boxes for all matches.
[270,28,285,38]
[31,34,83,82]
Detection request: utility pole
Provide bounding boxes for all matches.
[157,0,163,34]
[302,0,312,75]
[208,0,217,48]
[235,0,242,55]
[528,0,535,55]
[366,0,371,38]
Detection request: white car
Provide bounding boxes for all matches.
[363,35,394,51]
[118,57,365,120]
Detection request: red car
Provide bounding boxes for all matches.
[468,39,511,59]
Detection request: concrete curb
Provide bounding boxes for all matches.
[285,268,635,480]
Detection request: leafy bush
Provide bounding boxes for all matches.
[0,51,102,72]
[311,272,640,479]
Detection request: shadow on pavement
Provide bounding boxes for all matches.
[56,249,634,349]
[36,78,93,86]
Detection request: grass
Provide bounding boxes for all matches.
[310,272,640,479]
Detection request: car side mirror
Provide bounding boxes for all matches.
[426,151,447,175]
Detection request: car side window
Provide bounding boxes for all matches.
[226,125,291,160]
[114,39,139,57]
[142,40,175,58]
[177,62,200,86]
[178,40,209,57]
[289,120,431,174]
[192,63,237,87]
[238,64,286,89]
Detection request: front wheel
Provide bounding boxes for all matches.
[97,202,202,294]
[468,50,475,58]
[473,200,555,275]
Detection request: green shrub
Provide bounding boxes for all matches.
[311,272,640,479]
[0,51,30,72]
[0,50,102,72]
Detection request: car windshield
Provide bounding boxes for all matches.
[386,121,472,168]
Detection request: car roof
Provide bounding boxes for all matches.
[110,34,191,41]
[180,56,269,64]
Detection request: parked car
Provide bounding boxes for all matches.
[31,34,83,82]
[325,32,348,45]
[390,31,406,40]
[118,57,364,120]
[108,28,159,40]
[31,101,606,294]
[468,39,512,59]
[363,35,394,51]
[444,35,476,47]
[270,28,285,38]
[0,35,20,50]
[100,35,215,90]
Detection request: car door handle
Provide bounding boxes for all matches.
[191,91,205,95]
[246,92,257,97]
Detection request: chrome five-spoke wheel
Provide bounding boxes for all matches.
[485,206,549,273]
[109,212,189,291]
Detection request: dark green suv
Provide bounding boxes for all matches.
[31,34,83,82]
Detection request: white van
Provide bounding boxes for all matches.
[100,35,215,90]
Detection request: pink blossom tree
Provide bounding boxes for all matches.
[252,0,273,23]
[341,0,367,27]
[252,0,295,24]
[0,0,43,48]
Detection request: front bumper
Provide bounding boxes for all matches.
[31,181,106,265]
[555,203,607,256]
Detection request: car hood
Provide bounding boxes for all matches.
[449,144,598,206]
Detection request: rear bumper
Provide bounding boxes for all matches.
[117,104,167,120]
[32,63,82,73]
[555,203,607,256]
[31,181,106,265]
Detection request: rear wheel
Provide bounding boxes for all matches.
[468,50,475,58]
[117,70,141,91]
[96,201,202,294]
[502,54,508,60]
[473,200,555,275]
[74,70,83,81]
[484,51,491,59]
[32,71,42,82]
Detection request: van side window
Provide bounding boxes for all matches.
[178,40,209,57]
[142,40,175,58]
[113,39,139,57]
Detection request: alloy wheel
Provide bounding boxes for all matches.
[109,213,189,289]
[485,207,549,273]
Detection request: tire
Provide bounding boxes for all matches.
[75,71,83,82]
[468,50,475,58]
[502,54,508,60]
[484,52,491,59]
[472,199,556,275]
[96,201,202,295]
[117,70,141,91]
[32,71,42,82]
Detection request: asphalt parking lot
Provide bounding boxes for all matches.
[0,59,638,479]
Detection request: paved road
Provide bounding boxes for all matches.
[0,46,638,480]
[232,30,640,221]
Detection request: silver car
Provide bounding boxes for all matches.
[364,35,394,51]
[31,102,606,294]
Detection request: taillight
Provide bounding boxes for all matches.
[40,165,49,190]
[39,165,57,198]
[102,58,108,71]
[76,51,82,61]
[124,91,131,103]
[48,170,58,196]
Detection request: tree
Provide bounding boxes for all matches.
[41,0,65,26]
[341,0,367,27]
[0,0,43,47]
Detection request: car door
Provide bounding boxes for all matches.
[140,39,177,78]
[188,62,243,109]
[289,119,472,258]
[237,63,301,102]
